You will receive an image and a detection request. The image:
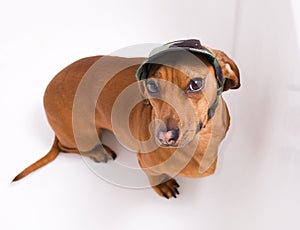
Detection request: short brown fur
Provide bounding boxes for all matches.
[13,46,240,199]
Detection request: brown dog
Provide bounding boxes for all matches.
[13,40,240,199]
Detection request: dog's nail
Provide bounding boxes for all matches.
[163,194,169,199]
[174,181,180,187]
[170,189,177,198]
[174,188,180,195]
[112,152,117,160]
[172,192,177,198]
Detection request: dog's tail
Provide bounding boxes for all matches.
[12,137,60,182]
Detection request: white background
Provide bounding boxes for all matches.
[1,0,300,229]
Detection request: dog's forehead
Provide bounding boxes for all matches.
[151,57,215,82]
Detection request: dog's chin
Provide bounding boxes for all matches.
[157,144,179,149]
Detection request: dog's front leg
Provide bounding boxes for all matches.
[137,156,180,199]
[147,173,180,199]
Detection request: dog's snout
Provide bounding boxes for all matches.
[157,129,179,146]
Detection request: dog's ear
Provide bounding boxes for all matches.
[138,80,148,103]
[207,48,241,91]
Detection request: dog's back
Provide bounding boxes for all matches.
[13,55,145,181]
[44,55,145,151]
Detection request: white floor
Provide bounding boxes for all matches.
[1,0,299,229]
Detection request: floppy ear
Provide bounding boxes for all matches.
[207,48,241,91]
[138,80,148,102]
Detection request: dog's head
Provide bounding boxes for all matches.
[136,40,240,148]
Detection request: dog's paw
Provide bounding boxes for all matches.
[152,178,180,199]
[82,144,117,163]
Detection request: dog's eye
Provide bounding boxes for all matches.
[188,78,204,92]
[146,80,159,94]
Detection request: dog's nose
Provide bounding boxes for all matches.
[157,129,179,146]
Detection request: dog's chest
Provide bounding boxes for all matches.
[138,140,217,178]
